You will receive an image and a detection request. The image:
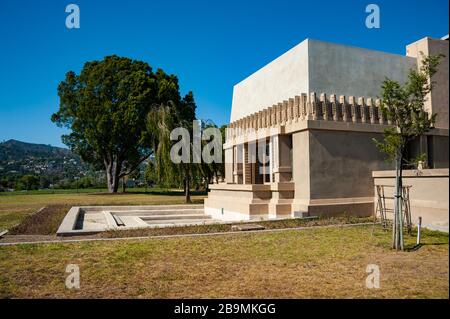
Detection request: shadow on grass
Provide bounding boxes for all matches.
[406,242,449,252]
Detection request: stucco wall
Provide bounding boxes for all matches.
[230,39,309,122]
[292,130,311,201]
[406,37,449,129]
[308,39,416,98]
[290,128,393,216]
[373,169,449,232]
[230,38,416,122]
[307,130,393,200]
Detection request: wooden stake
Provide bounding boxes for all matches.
[417,216,422,246]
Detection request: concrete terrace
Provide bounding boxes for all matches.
[57,204,215,236]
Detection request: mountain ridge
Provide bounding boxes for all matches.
[0,139,71,162]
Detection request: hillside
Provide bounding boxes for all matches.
[0,139,90,179]
[0,139,72,161]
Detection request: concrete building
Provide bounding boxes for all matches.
[205,36,449,225]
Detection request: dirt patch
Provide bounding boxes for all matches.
[9,205,69,235]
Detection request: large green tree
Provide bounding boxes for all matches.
[52,55,192,193]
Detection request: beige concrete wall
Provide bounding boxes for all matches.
[230,38,416,122]
[373,169,449,232]
[291,129,393,216]
[307,130,393,200]
[291,131,311,211]
[230,39,309,122]
[308,39,416,98]
[407,37,449,129]
[205,184,272,220]
[224,147,233,183]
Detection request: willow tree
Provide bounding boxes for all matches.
[146,93,197,203]
[374,53,443,250]
[52,55,188,193]
[198,120,225,192]
[146,104,178,188]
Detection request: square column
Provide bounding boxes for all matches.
[233,144,244,184]
[224,147,233,183]
[271,135,292,183]
[243,142,258,184]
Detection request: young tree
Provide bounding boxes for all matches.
[52,56,187,193]
[374,53,443,250]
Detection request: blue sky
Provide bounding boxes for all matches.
[0,0,448,147]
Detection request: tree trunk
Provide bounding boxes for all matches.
[105,160,121,193]
[122,177,126,193]
[393,150,404,250]
[184,169,191,204]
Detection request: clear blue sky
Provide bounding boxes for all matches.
[0,0,448,147]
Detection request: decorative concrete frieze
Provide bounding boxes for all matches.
[227,91,401,137]
[349,96,359,123]
[321,93,334,121]
[340,95,349,122]
[359,97,368,123]
[367,98,377,124]
[277,103,282,125]
[292,95,300,122]
[271,105,276,126]
[288,98,294,124]
[282,101,288,125]
[301,93,309,120]
[330,94,340,121]
[310,92,319,120]
[263,109,268,128]
[376,99,385,124]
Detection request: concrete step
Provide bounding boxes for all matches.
[112,208,204,216]
[128,204,204,210]
[145,220,219,227]
[139,214,212,221]
[143,218,214,225]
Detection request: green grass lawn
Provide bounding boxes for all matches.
[0,189,448,298]
[1,188,369,238]
[0,188,205,230]
[0,225,448,298]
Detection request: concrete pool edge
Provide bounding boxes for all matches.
[56,204,318,237]
[56,204,205,236]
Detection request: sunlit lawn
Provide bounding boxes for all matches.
[0,188,205,230]
[0,225,448,298]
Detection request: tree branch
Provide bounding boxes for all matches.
[119,151,154,178]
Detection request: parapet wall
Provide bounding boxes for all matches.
[230,38,417,123]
